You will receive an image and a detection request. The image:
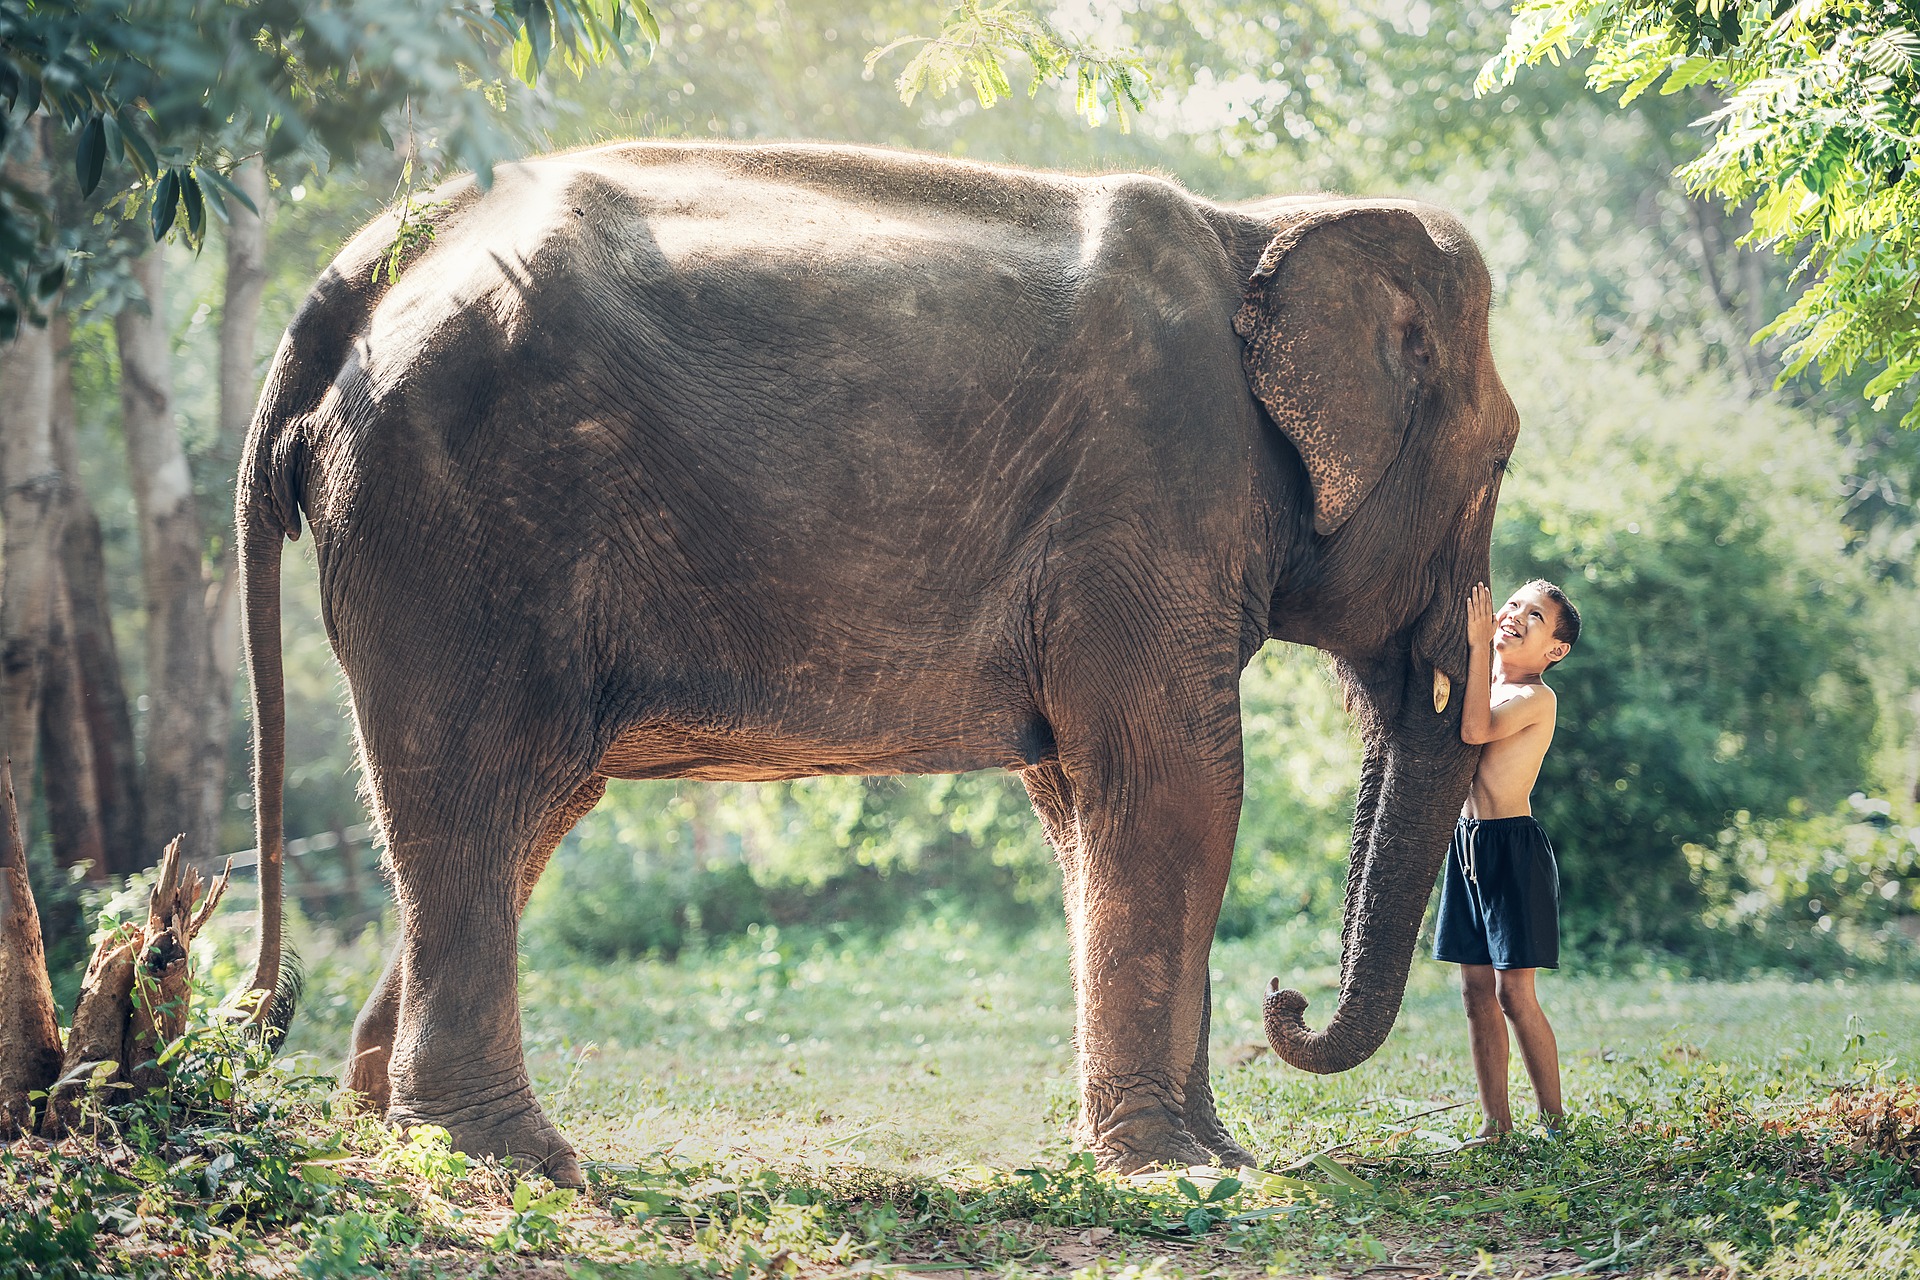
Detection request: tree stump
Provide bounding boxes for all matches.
[43,836,227,1136]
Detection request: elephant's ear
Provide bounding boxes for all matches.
[1233,206,1441,537]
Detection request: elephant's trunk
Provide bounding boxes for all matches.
[1263,672,1476,1074]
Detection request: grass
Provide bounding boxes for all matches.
[6,912,1920,1277]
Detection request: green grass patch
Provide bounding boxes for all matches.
[6,917,1920,1277]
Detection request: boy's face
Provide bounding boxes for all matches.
[1494,585,1571,669]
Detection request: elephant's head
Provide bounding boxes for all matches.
[1232,199,1517,1073]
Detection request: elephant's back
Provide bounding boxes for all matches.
[299,142,1251,646]
[323,143,1231,505]
[349,142,1226,399]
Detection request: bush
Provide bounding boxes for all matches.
[521,773,1058,962]
[1220,644,1360,941]
[1498,468,1880,950]
[1683,794,1920,973]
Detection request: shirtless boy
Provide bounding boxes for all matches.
[1435,579,1581,1138]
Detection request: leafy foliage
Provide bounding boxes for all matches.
[1483,283,1896,955]
[1686,796,1920,971]
[867,0,1152,130]
[1483,0,1920,425]
[0,0,661,335]
[1501,471,1879,946]
[522,771,1057,960]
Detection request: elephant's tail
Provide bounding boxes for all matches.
[237,378,293,1030]
[236,265,375,1033]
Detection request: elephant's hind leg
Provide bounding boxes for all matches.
[356,702,606,1188]
[343,776,609,1113]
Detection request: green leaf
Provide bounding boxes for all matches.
[528,0,554,79]
[632,0,660,47]
[1308,1153,1374,1193]
[116,107,156,176]
[75,113,105,195]
[199,169,261,221]
[1206,1176,1242,1203]
[36,260,66,300]
[182,173,205,238]
[151,169,180,240]
[512,25,538,84]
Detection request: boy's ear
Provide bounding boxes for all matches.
[1547,640,1571,664]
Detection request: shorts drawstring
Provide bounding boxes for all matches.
[1458,818,1481,888]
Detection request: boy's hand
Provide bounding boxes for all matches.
[1466,582,1495,647]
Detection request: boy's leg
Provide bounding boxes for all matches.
[1460,964,1511,1136]
[1493,968,1563,1123]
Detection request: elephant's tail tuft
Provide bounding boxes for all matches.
[257,943,303,1051]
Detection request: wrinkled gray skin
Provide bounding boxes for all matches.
[236,141,1515,1185]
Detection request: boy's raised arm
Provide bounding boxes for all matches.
[1461,583,1496,745]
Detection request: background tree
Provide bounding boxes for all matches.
[0,0,662,872]
[1483,0,1920,427]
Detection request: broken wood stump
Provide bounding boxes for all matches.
[43,835,228,1136]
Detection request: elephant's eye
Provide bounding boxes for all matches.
[1493,454,1510,474]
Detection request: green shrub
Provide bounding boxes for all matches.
[1683,795,1920,973]
[1221,644,1361,941]
[1497,463,1882,953]
[521,773,1057,962]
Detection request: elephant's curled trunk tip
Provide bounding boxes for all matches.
[1263,976,1375,1076]
[1261,977,1321,1067]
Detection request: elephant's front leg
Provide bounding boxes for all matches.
[1029,760,1254,1169]
[1063,750,1245,1172]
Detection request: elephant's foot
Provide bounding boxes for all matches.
[344,954,401,1114]
[1184,1116,1258,1171]
[1080,1079,1217,1173]
[390,1090,584,1188]
[341,1040,393,1114]
[1182,1084,1259,1169]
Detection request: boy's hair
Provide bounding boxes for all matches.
[1523,578,1581,662]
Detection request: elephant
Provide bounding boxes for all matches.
[235,140,1515,1185]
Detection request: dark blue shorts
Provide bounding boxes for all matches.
[1433,815,1560,970]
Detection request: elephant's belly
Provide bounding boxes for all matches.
[595,715,1056,782]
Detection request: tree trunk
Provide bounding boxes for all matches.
[40,560,106,876]
[43,834,227,1136]
[119,250,218,863]
[0,759,62,1137]
[0,115,66,840]
[50,316,144,874]
[41,317,109,877]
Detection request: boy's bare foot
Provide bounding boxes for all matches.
[1460,1119,1512,1148]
